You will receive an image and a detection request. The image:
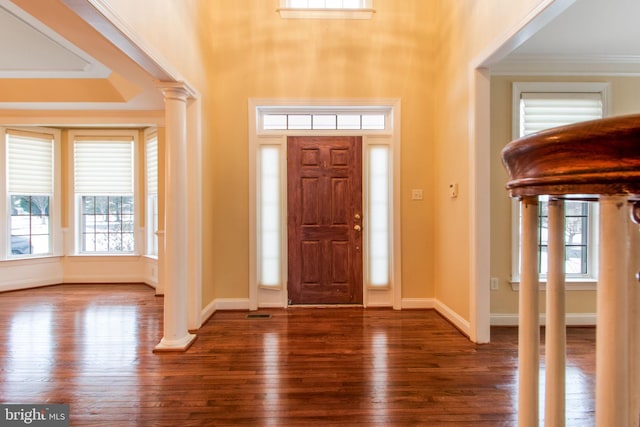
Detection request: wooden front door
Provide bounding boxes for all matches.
[287,136,363,304]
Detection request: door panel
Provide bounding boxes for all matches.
[287,136,363,304]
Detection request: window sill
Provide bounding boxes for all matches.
[277,8,375,20]
[67,254,141,261]
[1,255,62,265]
[510,279,597,291]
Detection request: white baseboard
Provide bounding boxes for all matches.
[491,312,597,326]
[0,278,62,293]
[401,298,472,337]
[200,298,251,323]
[401,298,436,309]
[434,299,472,337]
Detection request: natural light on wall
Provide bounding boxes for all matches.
[368,145,389,286]
[260,146,281,287]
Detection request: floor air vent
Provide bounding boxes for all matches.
[245,313,272,319]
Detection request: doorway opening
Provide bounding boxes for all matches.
[248,100,401,310]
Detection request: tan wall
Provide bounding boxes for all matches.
[431,0,549,319]
[103,0,437,305]
[490,75,640,315]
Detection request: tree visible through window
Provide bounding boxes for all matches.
[81,196,134,252]
[73,135,136,254]
[6,131,54,257]
[10,195,49,255]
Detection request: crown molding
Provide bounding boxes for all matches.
[491,54,640,76]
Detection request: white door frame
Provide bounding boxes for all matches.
[248,99,402,310]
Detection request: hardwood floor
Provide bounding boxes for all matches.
[0,284,595,426]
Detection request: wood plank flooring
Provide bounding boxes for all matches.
[0,284,595,426]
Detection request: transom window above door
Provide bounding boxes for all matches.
[278,0,374,19]
[257,107,391,133]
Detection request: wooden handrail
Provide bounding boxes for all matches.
[502,113,640,198]
[501,113,640,427]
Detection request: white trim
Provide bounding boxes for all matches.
[435,299,472,337]
[216,298,251,311]
[510,280,597,292]
[277,0,374,19]
[491,312,597,326]
[511,81,611,139]
[67,129,140,256]
[509,82,608,285]
[468,0,587,343]
[249,99,401,310]
[467,69,492,343]
[277,8,375,20]
[490,54,640,76]
[1,126,62,260]
[401,298,436,309]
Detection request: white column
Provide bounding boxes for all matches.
[545,198,566,427]
[596,195,629,426]
[629,202,640,427]
[519,196,540,427]
[154,83,196,352]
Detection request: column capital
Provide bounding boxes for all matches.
[157,81,196,102]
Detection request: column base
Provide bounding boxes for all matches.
[153,333,197,352]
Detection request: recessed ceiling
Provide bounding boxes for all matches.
[0,0,164,113]
[492,0,640,75]
[0,0,109,78]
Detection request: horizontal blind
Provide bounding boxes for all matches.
[74,138,134,194]
[7,131,53,194]
[145,136,158,194]
[520,92,603,137]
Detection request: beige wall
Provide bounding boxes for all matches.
[490,75,640,316]
[431,0,549,320]
[104,0,437,305]
[102,0,558,326]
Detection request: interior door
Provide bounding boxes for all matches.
[287,136,363,304]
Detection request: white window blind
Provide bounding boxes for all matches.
[7,131,53,194]
[74,138,134,194]
[520,92,603,136]
[145,136,158,195]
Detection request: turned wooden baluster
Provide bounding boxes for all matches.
[502,113,640,427]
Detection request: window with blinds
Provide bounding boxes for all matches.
[519,92,603,136]
[6,130,54,256]
[73,136,135,254]
[513,83,607,282]
[145,134,159,257]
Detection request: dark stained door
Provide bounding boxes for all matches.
[287,136,363,304]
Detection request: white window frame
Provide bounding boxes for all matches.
[510,82,610,290]
[68,129,140,256]
[249,99,401,309]
[1,127,62,260]
[144,129,159,258]
[278,0,374,19]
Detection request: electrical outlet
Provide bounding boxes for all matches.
[490,277,499,290]
[411,189,424,200]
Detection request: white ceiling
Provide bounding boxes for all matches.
[0,1,109,78]
[0,0,638,109]
[492,0,640,75]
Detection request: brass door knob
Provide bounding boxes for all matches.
[354,225,362,231]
